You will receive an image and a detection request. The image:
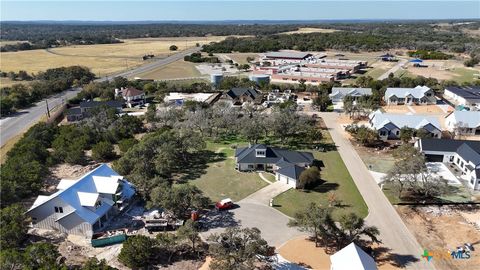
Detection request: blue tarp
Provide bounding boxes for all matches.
[409,58,423,63]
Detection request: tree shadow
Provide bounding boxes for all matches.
[175,150,227,183]
[373,246,420,268]
[200,209,240,230]
[312,182,339,193]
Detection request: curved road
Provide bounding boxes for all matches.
[0,47,200,147]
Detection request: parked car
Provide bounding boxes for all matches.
[215,198,234,210]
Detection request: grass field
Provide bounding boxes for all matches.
[191,142,268,202]
[0,78,33,87]
[225,53,258,64]
[0,36,227,76]
[273,149,368,220]
[133,59,202,80]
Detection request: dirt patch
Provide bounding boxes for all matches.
[382,105,412,114]
[278,237,331,270]
[278,237,402,270]
[397,205,480,270]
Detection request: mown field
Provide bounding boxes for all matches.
[0,36,227,76]
[133,59,202,80]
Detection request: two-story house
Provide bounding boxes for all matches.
[116,87,146,108]
[234,144,314,188]
[26,164,135,238]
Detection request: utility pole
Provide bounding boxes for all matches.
[45,99,51,118]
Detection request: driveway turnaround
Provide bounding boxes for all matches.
[200,181,305,247]
[317,112,435,270]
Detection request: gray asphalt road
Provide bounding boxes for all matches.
[0,47,200,147]
[96,46,200,82]
[0,88,82,146]
[316,112,435,270]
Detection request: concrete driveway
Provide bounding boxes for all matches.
[200,181,305,247]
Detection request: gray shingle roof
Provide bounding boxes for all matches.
[419,138,480,166]
[329,87,372,100]
[445,86,480,101]
[66,107,82,116]
[226,88,261,100]
[235,144,314,165]
[277,164,306,180]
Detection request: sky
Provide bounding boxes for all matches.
[1,1,479,21]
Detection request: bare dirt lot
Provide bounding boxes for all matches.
[278,236,403,270]
[397,205,480,270]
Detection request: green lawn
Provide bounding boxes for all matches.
[452,67,479,83]
[191,141,268,202]
[273,149,368,220]
[364,67,387,79]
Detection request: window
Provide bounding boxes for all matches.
[95,200,102,209]
[248,165,254,169]
[380,131,387,136]
[395,130,400,136]
[54,207,63,213]
[449,156,454,162]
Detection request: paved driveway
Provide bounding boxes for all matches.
[315,112,434,270]
[200,181,305,247]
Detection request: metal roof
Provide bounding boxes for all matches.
[329,87,372,99]
[27,164,135,225]
[330,242,378,270]
[385,85,431,99]
[370,111,441,131]
[265,51,312,59]
[80,100,124,109]
[419,139,480,166]
[447,111,480,128]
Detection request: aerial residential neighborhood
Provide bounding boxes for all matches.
[0,1,479,270]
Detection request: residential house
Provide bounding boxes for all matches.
[415,138,480,190]
[116,87,146,108]
[221,88,263,106]
[234,144,314,188]
[26,164,136,238]
[445,111,480,136]
[330,242,378,270]
[369,110,442,141]
[443,86,480,110]
[66,100,124,122]
[163,92,222,106]
[384,86,436,105]
[329,87,373,103]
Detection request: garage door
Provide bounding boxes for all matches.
[277,174,296,188]
[425,154,444,162]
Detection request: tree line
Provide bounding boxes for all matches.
[0,66,95,116]
[202,22,479,53]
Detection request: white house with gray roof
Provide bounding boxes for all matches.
[329,87,373,103]
[235,144,314,188]
[416,139,480,190]
[26,164,135,238]
[369,110,441,141]
[445,111,480,136]
[384,85,436,105]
